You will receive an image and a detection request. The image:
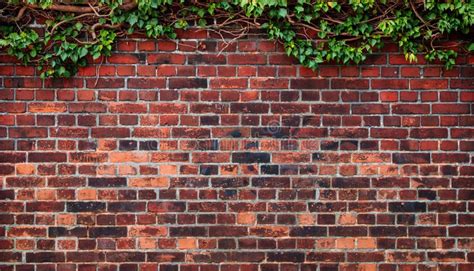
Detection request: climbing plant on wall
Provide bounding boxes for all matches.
[0,0,473,78]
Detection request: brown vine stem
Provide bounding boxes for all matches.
[91,23,123,40]
[26,4,95,13]
[50,13,96,35]
[409,0,433,29]
[0,5,27,22]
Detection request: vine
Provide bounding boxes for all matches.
[0,0,473,78]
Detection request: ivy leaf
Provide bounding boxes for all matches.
[468,43,474,52]
[278,8,287,18]
[92,51,101,59]
[79,47,88,58]
[74,22,83,31]
[128,14,138,25]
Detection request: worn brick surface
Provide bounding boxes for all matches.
[0,32,473,271]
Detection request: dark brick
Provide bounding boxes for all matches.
[393,153,430,164]
[88,177,127,187]
[28,152,67,162]
[49,227,88,237]
[290,79,329,89]
[139,141,158,150]
[232,152,270,163]
[261,165,279,175]
[389,202,427,212]
[252,177,291,188]
[267,252,305,262]
[26,252,65,263]
[89,227,127,237]
[119,140,137,150]
[108,202,146,212]
[211,177,249,188]
[67,202,106,212]
[289,227,327,237]
[169,78,207,89]
[170,227,206,237]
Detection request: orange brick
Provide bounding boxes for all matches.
[358,238,377,249]
[16,164,35,175]
[160,165,177,175]
[129,177,169,187]
[36,190,55,200]
[177,238,197,250]
[57,214,75,225]
[97,165,116,175]
[118,165,137,175]
[110,152,148,163]
[298,214,316,225]
[77,189,97,200]
[339,213,357,225]
[336,238,355,249]
[360,165,378,175]
[16,239,35,250]
[237,213,256,225]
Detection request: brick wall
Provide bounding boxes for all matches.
[0,31,473,271]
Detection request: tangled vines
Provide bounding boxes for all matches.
[0,0,473,78]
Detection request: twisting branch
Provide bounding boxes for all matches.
[91,23,123,39]
[26,3,95,13]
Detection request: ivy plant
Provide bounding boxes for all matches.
[0,0,472,78]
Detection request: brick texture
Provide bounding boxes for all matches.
[0,32,473,271]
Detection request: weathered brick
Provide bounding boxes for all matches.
[332,79,369,89]
[289,227,327,237]
[28,152,67,162]
[290,79,329,89]
[88,177,127,187]
[252,177,290,188]
[148,202,186,213]
[66,202,106,212]
[230,103,269,113]
[26,202,65,212]
[232,152,270,163]
[393,153,430,164]
[89,227,127,237]
[26,252,65,263]
[169,78,207,89]
[389,202,427,212]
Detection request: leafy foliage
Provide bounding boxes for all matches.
[0,0,472,78]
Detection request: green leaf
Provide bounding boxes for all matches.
[468,43,474,52]
[128,14,138,25]
[278,8,287,18]
[92,51,101,59]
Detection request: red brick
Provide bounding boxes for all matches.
[147,54,185,64]
[128,78,166,89]
[210,78,247,89]
[250,78,288,89]
[432,104,470,114]
[410,79,448,89]
[108,54,139,64]
[86,78,124,88]
[392,104,430,114]
[332,79,369,89]
[228,54,266,65]
[371,79,408,89]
